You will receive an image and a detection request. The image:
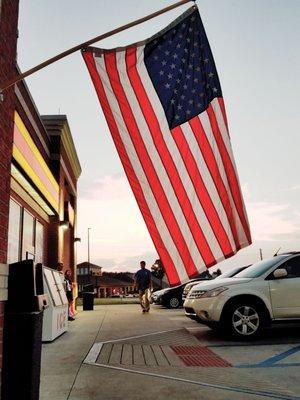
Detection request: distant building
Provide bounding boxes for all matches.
[77,262,135,298]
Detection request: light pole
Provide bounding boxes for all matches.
[87,228,91,266]
[88,228,91,284]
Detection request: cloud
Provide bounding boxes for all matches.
[79,173,132,201]
[285,185,300,192]
[76,173,156,270]
[246,201,300,241]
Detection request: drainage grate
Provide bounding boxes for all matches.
[171,345,232,367]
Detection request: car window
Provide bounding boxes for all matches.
[271,256,300,279]
[234,256,287,278]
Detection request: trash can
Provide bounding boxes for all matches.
[1,260,48,400]
[82,284,94,311]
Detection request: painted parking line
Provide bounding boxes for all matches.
[237,344,300,369]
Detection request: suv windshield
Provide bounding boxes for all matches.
[233,255,287,278]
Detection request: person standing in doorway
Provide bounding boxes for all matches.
[134,261,152,313]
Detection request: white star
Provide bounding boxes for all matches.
[181,94,185,100]
[183,84,188,90]
[213,87,218,93]
[189,27,193,33]
[170,63,176,69]
[191,16,196,22]
[194,42,198,47]
[188,99,193,105]
[159,70,164,76]
[154,55,159,60]
[184,48,188,53]
[181,58,186,63]
[173,53,178,59]
[179,34,183,39]
[179,68,183,73]
[191,53,196,58]
[176,43,181,49]
[162,60,167,66]
[182,23,186,28]
[174,89,178,94]
[186,109,191,115]
[200,92,204,97]
[177,104,183,110]
[186,38,191,43]
[175,114,180,120]
[208,72,214,78]
[197,103,202,108]
[176,78,180,84]
[165,83,171,89]
[171,99,175,105]
[194,78,199,83]
[167,73,173,79]
[186,74,191,80]
[168,39,172,45]
[192,89,196,94]
[165,50,170,56]
[196,66,201,72]
[204,58,209,63]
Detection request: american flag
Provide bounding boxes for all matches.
[82,5,251,285]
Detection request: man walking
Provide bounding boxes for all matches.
[134,261,152,313]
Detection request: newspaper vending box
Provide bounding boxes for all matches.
[42,267,68,341]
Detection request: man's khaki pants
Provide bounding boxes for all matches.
[139,288,151,310]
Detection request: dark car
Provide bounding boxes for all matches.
[151,278,210,309]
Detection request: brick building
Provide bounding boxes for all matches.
[0,0,20,368]
[0,0,81,368]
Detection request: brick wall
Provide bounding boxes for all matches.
[0,0,19,263]
[0,0,20,368]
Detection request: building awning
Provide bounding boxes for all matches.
[12,111,59,213]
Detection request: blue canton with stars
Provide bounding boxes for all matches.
[144,8,222,130]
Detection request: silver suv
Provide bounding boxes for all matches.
[184,252,300,338]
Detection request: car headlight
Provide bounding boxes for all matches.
[188,286,228,299]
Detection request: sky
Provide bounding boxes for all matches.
[17,1,300,274]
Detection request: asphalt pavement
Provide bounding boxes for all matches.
[40,304,300,400]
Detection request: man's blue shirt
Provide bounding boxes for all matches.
[135,268,151,290]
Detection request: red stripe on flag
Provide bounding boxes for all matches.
[206,105,251,244]
[217,98,229,133]
[189,116,241,250]
[171,124,234,257]
[126,47,218,273]
[103,51,198,279]
[82,50,181,285]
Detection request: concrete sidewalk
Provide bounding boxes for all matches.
[40,305,299,400]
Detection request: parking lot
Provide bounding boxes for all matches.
[41,304,300,400]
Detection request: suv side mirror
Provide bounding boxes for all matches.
[273,268,288,279]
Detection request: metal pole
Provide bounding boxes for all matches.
[0,0,194,92]
[88,228,91,266]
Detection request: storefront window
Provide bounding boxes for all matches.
[7,199,21,264]
[22,210,35,260]
[35,220,44,264]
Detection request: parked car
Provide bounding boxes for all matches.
[182,265,250,301]
[152,278,209,309]
[184,252,300,338]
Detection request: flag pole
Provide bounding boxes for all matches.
[0,0,195,93]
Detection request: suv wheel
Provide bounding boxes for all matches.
[223,302,264,338]
[167,297,180,309]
